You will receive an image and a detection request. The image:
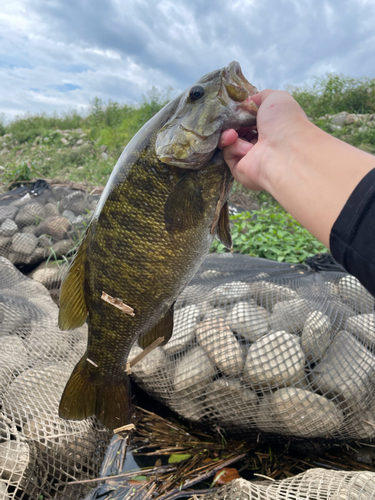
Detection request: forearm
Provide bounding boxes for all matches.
[261,117,375,248]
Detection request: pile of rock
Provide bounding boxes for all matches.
[318,111,375,132]
[130,265,375,441]
[0,182,98,277]
[0,257,109,500]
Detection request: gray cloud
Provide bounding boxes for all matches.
[1,0,375,120]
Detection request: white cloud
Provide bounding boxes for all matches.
[0,0,375,120]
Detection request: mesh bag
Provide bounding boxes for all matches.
[204,470,375,500]
[129,253,375,443]
[0,257,110,500]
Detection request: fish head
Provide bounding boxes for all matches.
[155,61,258,169]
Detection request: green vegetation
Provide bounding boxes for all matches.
[210,208,327,263]
[0,74,372,263]
[291,73,375,118]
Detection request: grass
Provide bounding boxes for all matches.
[0,73,373,262]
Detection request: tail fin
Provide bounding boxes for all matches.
[59,356,132,430]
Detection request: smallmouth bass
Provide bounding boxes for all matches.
[58,61,258,430]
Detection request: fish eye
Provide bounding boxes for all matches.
[189,85,205,102]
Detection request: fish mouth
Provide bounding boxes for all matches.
[221,61,259,117]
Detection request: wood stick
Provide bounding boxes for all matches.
[125,336,165,374]
[101,291,135,316]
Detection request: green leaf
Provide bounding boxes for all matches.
[168,454,192,464]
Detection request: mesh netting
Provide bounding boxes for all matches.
[0,256,110,500]
[204,470,375,500]
[129,254,375,443]
[2,182,375,498]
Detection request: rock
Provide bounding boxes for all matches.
[35,216,71,240]
[244,331,306,389]
[50,239,76,257]
[44,202,60,218]
[318,299,357,333]
[75,139,84,146]
[309,331,375,412]
[52,186,73,201]
[12,233,38,255]
[15,202,45,226]
[60,137,69,145]
[204,378,258,428]
[129,345,166,379]
[338,275,375,313]
[37,235,52,248]
[346,313,375,345]
[268,387,343,438]
[26,321,72,364]
[101,151,109,160]
[0,480,9,500]
[346,113,359,125]
[0,219,17,237]
[0,337,28,397]
[196,319,244,376]
[62,209,76,223]
[173,346,215,394]
[270,299,313,334]
[206,281,252,307]
[227,301,269,341]
[0,205,18,225]
[330,111,349,127]
[250,281,297,311]
[169,396,205,422]
[0,237,12,258]
[0,440,30,483]
[163,305,200,356]
[27,260,65,289]
[21,225,38,234]
[0,293,44,336]
[59,191,89,215]
[346,406,375,439]
[301,311,332,362]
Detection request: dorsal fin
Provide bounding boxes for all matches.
[58,242,88,330]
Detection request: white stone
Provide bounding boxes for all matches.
[0,440,30,483]
[270,299,313,334]
[0,219,17,237]
[162,305,200,356]
[196,319,244,376]
[169,396,205,422]
[227,301,269,341]
[250,281,297,312]
[269,387,343,438]
[330,111,349,127]
[129,344,166,378]
[346,313,375,345]
[204,378,258,428]
[338,275,375,313]
[301,311,332,362]
[173,346,215,394]
[206,281,253,307]
[12,233,38,255]
[309,331,375,412]
[15,202,45,226]
[244,331,306,389]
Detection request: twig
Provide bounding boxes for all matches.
[66,465,176,485]
[101,291,135,316]
[114,423,136,434]
[125,336,165,374]
[156,453,247,500]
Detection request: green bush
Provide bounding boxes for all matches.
[291,74,375,118]
[210,208,327,263]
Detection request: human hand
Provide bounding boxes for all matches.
[219,89,308,191]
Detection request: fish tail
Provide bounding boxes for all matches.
[59,356,132,431]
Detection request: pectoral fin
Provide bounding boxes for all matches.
[138,305,174,349]
[164,173,205,232]
[58,241,88,330]
[217,201,232,249]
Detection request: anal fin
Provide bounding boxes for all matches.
[138,305,174,349]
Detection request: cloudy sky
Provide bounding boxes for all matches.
[1,0,375,121]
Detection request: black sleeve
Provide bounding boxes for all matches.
[330,168,375,297]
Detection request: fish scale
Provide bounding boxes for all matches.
[58,61,258,430]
